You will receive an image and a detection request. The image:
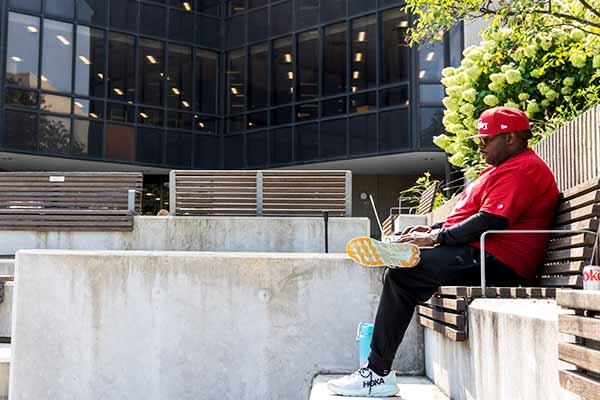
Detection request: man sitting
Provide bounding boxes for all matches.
[328,106,559,397]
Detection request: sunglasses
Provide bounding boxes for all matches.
[478,133,508,147]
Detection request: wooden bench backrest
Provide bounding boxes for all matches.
[0,172,143,231]
[170,170,352,217]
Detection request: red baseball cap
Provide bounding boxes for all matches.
[468,106,531,139]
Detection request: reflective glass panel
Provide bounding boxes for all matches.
[324,23,346,96]
[166,132,193,167]
[109,33,136,101]
[141,3,166,37]
[296,102,319,121]
[249,43,269,110]
[8,0,41,13]
[350,113,376,155]
[198,0,220,15]
[296,123,318,161]
[194,135,220,168]
[138,39,164,106]
[39,115,71,155]
[168,44,193,110]
[107,102,135,123]
[72,119,103,157]
[106,124,135,161]
[6,13,40,89]
[322,97,346,117]
[227,49,246,114]
[298,30,319,101]
[380,85,409,108]
[382,9,410,84]
[247,131,267,168]
[195,116,217,133]
[110,0,138,32]
[4,110,37,151]
[380,108,410,150]
[271,107,292,126]
[270,127,292,164]
[296,0,318,29]
[6,88,39,108]
[42,20,73,93]
[229,0,246,15]
[419,43,444,82]
[420,84,444,104]
[46,0,74,18]
[224,135,244,168]
[197,16,221,48]
[137,127,164,164]
[138,107,164,126]
[78,0,108,26]
[41,94,72,114]
[320,118,346,158]
[170,10,195,43]
[227,15,245,48]
[167,112,194,130]
[227,115,245,133]
[272,37,294,106]
[351,15,376,91]
[321,0,346,22]
[73,98,104,119]
[270,1,292,36]
[248,9,268,43]
[420,107,444,148]
[349,91,376,113]
[196,50,218,114]
[75,27,106,97]
[349,0,375,15]
[248,111,267,130]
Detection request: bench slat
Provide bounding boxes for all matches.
[554,204,600,226]
[540,262,586,275]
[560,177,600,202]
[557,190,600,214]
[544,247,592,263]
[417,305,465,328]
[418,315,466,341]
[559,315,600,341]
[426,297,466,312]
[559,342,600,374]
[557,290,600,312]
[536,276,582,288]
[548,233,596,251]
[559,370,600,400]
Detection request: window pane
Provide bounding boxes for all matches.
[349,0,374,15]
[382,9,409,84]
[249,0,267,8]
[74,98,104,119]
[320,118,346,158]
[107,102,135,123]
[6,88,39,108]
[170,0,193,11]
[419,43,444,82]
[298,30,319,101]
[39,115,71,155]
[271,1,292,36]
[420,84,444,104]
[321,0,346,22]
[194,134,220,168]
[270,127,292,164]
[272,37,294,106]
[349,91,376,113]
[227,49,246,114]
[296,123,318,161]
[109,33,136,101]
[197,16,221,48]
[229,0,246,15]
[227,115,245,133]
[6,13,40,89]
[41,94,72,114]
[166,132,193,167]
[380,85,409,108]
[75,27,106,97]
[195,116,217,133]
[271,106,292,126]
[296,0,318,29]
[168,44,193,110]
[42,20,73,93]
[78,0,108,26]
[227,16,245,48]
[8,0,41,13]
[380,108,410,151]
[324,23,346,96]
[248,9,268,43]
[247,131,267,168]
[196,50,218,114]
[110,0,138,32]
[137,127,164,164]
[248,111,267,130]
[322,97,346,117]
[141,4,166,37]
[351,15,376,91]
[224,135,244,168]
[72,119,103,157]
[249,43,269,110]
[167,112,194,130]
[138,39,164,106]
[4,110,37,151]
[198,0,220,15]
[420,107,444,148]
[46,0,74,18]
[296,102,318,121]
[350,113,376,155]
[106,124,135,161]
[138,107,164,126]
[170,10,195,43]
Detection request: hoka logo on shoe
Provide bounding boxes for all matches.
[363,378,384,387]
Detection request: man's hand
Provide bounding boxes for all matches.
[394,231,435,247]
[400,225,432,235]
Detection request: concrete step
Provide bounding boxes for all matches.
[310,375,449,400]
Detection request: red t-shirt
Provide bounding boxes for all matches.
[443,148,559,281]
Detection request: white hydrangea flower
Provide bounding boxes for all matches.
[489,73,507,84]
[461,88,476,103]
[569,50,587,68]
[505,69,522,84]
[518,93,530,101]
[441,67,456,77]
[483,94,500,106]
[488,82,504,93]
[563,77,575,86]
[460,103,475,116]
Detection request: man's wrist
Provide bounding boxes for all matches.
[429,228,441,245]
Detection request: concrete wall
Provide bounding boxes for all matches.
[425,299,581,400]
[0,217,369,255]
[10,250,423,400]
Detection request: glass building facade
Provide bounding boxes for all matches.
[0,0,461,170]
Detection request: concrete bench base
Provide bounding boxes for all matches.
[10,250,422,400]
[310,375,448,399]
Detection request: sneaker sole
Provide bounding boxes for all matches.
[345,237,420,268]
[327,382,400,397]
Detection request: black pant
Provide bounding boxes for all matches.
[367,245,527,374]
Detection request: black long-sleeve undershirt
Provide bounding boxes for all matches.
[436,211,509,246]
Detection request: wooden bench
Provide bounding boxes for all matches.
[169,170,352,217]
[417,177,600,341]
[382,181,441,237]
[557,289,600,400]
[0,172,142,231]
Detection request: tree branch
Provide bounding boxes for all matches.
[576,0,600,19]
[477,6,600,28]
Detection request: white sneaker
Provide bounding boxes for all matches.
[327,367,399,397]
